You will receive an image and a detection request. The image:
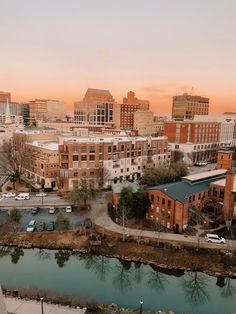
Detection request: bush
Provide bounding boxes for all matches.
[55,212,70,230]
[107,203,117,221]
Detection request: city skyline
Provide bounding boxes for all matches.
[0,0,236,114]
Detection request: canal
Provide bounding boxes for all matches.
[0,247,235,314]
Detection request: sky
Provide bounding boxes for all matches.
[0,0,236,114]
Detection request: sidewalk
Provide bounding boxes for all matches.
[5,297,86,314]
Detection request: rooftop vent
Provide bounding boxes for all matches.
[164,188,168,192]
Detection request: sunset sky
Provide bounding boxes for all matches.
[0,0,236,114]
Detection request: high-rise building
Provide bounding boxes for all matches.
[29,99,66,121]
[120,91,149,130]
[74,88,120,128]
[172,93,209,120]
[0,91,11,102]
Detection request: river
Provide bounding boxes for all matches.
[0,247,235,314]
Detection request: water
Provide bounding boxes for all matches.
[0,247,236,314]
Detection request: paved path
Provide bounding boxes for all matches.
[91,193,236,251]
[4,297,86,314]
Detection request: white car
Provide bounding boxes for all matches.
[15,194,30,200]
[27,220,36,232]
[205,234,226,244]
[35,192,48,197]
[3,192,16,198]
[66,206,72,213]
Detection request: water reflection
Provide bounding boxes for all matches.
[147,265,168,292]
[10,248,24,264]
[112,260,134,292]
[217,277,236,298]
[35,249,52,261]
[54,250,71,268]
[181,271,210,306]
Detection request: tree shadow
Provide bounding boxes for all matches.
[35,249,52,261]
[112,260,134,292]
[10,247,24,264]
[54,250,71,268]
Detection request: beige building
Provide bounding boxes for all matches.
[74,88,120,128]
[24,141,60,189]
[59,135,170,190]
[29,99,66,121]
[172,93,209,120]
[133,110,162,136]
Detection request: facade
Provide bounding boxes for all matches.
[164,121,221,165]
[24,141,60,189]
[172,93,209,120]
[0,114,23,125]
[0,101,29,126]
[59,135,170,191]
[120,91,149,130]
[133,110,160,136]
[29,99,66,121]
[216,150,234,170]
[0,91,11,102]
[145,169,227,231]
[194,114,235,147]
[74,88,120,128]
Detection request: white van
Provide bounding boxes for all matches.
[205,234,226,244]
[15,193,30,200]
[26,220,36,232]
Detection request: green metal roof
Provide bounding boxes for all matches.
[145,176,225,203]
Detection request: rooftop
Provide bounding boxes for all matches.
[145,177,223,203]
[211,177,236,193]
[182,169,227,183]
[29,141,59,151]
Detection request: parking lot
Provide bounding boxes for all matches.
[0,206,91,232]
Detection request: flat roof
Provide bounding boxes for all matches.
[182,169,227,183]
[29,141,59,151]
[211,178,236,193]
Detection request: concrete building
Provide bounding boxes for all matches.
[0,91,11,102]
[194,114,235,147]
[133,110,161,136]
[59,135,170,190]
[0,102,24,147]
[74,88,120,128]
[172,93,209,120]
[29,99,66,121]
[145,169,227,231]
[164,121,221,165]
[120,91,149,130]
[14,127,58,143]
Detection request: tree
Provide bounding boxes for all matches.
[55,212,70,230]
[9,207,21,226]
[65,179,97,208]
[131,188,150,219]
[139,162,189,186]
[0,138,31,186]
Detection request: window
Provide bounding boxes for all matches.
[81,155,87,161]
[73,155,79,161]
[167,200,171,208]
[73,162,78,169]
[89,155,95,161]
[81,146,87,153]
[193,195,195,201]
[220,189,224,199]
[73,145,78,153]
[151,194,154,201]
[108,146,112,153]
[213,187,218,197]
[162,198,165,205]
[89,146,95,153]
[156,195,160,202]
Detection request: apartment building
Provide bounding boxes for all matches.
[24,141,60,189]
[172,93,209,120]
[164,121,221,165]
[144,169,227,231]
[120,91,149,130]
[74,88,120,128]
[29,99,66,121]
[194,115,235,147]
[59,135,170,190]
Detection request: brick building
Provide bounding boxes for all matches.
[59,135,170,190]
[0,91,11,102]
[120,91,149,130]
[164,121,221,165]
[172,93,209,120]
[144,169,227,231]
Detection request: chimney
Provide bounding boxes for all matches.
[223,170,235,222]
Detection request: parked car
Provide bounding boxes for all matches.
[47,221,55,231]
[15,193,30,200]
[26,220,36,232]
[37,221,45,231]
[48,207,56,214]
[3,192,16,198]
[205,234,226,244]
[31,207,39,215]
[35,192,48,197]
[66,206,72,213]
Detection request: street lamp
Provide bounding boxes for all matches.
[40,296,44,314]
[139,299,143,314]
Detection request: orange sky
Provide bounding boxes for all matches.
[1,1,236,115]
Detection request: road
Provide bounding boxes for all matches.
[188,163,217,175]
[0,193,71,208]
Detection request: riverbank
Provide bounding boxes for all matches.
[0,226,235,278]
